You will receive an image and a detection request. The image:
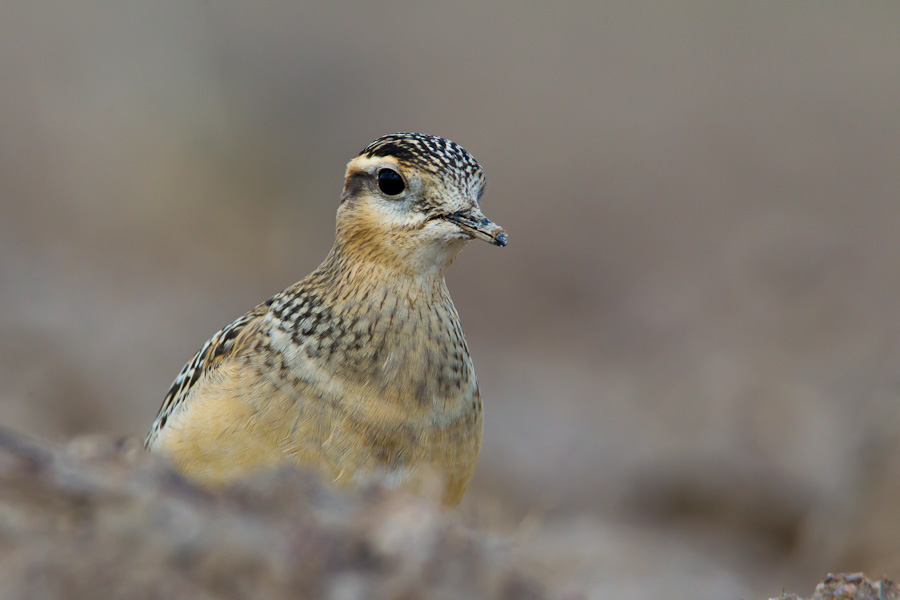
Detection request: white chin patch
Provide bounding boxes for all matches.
[425,219,468,242]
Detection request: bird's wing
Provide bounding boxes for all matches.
[144,298,274,449]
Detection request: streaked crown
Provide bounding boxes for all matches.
[359,133,486,198]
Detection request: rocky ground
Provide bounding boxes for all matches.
[0,428,546,600]
[0,427,893,600]
[777,573,900,600]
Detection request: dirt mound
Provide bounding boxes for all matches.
[0,428,544,599]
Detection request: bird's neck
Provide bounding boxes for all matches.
[316,241,450,302]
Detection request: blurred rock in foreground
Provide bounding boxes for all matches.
[2,426,896,600]
[775,573,900,600]
[0,428,544,600]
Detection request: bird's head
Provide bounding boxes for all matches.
[334,133,506,275]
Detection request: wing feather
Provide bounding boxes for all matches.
[145,298,273,449]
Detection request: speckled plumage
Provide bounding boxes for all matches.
[146,133,506,505]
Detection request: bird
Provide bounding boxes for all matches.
[145,133,506,506]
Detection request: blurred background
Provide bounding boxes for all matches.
[2,3,900,598]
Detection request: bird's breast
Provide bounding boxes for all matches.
[266,289,479,427]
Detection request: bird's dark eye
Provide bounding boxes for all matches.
[377,169,405,196]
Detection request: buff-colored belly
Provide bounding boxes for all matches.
[151,361,482,506]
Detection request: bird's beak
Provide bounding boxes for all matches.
[443,207,508,247]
